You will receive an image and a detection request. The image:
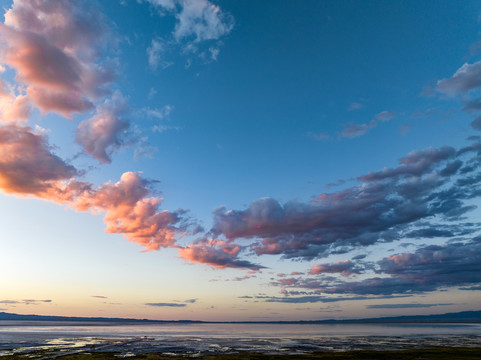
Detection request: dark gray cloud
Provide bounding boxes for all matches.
[269,237,481,297]
[0,299,52,305]
[211,141,481,261]
[463,98,481,111]
[262,295,409,304]
[471,116,481,131]
[183,298,197,303]
[145,302,187,307]
[366,303,453,309]
[309,260,364,276]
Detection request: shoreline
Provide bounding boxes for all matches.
[2,347,481,360]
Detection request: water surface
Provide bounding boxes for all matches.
[1,321,480,356]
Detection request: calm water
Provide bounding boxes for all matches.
[1,321,481,356]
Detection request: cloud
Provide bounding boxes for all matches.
[178,238,265,270]
[0,122,192,252]
[0,0,136,164]
[171,0,234,43]
[0,124,84,201]
[309,260,363,276]
[75,91,130,164]
[307,132,329,141]
[340,121,375,138]
[471,115,481,131]
[183,298,197,303]
[340,110,395,138]
[73,172,188,251]
[463,98,481,112]
[91,295,108,299]
[147,38,173,70]
[145,105,174,120]
[22,299,52,305]
[145,302,187,307]
[0,299,51,305]
[0,0,116,118]
[366,303,453,309]
[436,61,481,96]
[375,110,396,122]
[260,295,408,304]
[347,102,363,111]
[145,0,234,61]
[271,236,481,297]
[0,83,31,123]
[211,140,481,261]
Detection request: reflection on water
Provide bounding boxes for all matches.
[1,321,481,356]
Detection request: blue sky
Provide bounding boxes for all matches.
[0,0,481,321]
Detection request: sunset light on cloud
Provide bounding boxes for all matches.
[0,0,481,322]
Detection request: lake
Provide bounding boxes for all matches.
[1,321,481,356]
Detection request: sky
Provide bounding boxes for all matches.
[0,0,481,322]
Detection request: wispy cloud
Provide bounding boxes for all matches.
[145,0,234,66]
[145,302,186,307]
[0,299,52,305]
[340,110,395,138]
[366,303,453,309]
[347,102,363,111]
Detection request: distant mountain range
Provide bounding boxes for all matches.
[1,310,481,323]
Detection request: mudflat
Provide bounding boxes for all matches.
[3,347,481,360]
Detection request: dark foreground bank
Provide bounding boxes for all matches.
[3,348,481,360]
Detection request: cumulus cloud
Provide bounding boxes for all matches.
[0,124,85,201]
[270,236,481,297]
[211,140,481,261]
[309,260,363,276]
[0,0,116,118]
[0,82,31,123]
[436,61,481,96]
[73,172,187,251]
[179,238,265,270]
[0,122,192,252]
[76,91,130,164]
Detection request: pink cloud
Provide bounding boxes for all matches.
[309,260,361,277]
[0,90,31,123]
[73,172,182,250]
[0,124,82,201]
[0,0,115,118]
[178,238,264,270]
[75,91,129,164]
[0,122,187,251]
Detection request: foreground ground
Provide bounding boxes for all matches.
[3,348,481,360]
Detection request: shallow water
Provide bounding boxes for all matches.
[1,321,481,356]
